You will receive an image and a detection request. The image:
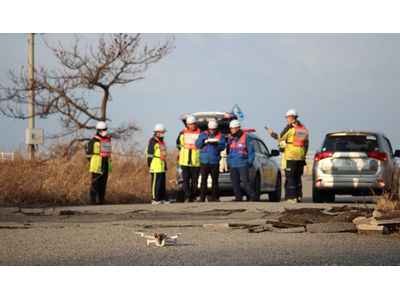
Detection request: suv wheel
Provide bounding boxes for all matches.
[324,192,335,203]
[269,173,281,202]
[245,173,261,201]
[312,188,324,203]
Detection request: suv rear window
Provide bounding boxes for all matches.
[322,135,380,152]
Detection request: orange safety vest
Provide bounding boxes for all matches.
[149,136,167,161]
[228,133,248,158]
[183,128,201,150]
[292,123,308,147]
[94,135,112,157]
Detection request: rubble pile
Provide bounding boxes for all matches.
[247,206,400,236]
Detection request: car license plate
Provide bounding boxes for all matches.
[334,159,369,171]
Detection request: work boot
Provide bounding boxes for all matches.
[90,197,98,205]
[99,197,110,205]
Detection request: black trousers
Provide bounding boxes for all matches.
[199,163,219,201]
[286,160,305,200]
[181,165,200,200]
[90,173,108,201]
[284,169,290,200]
[151,172,166,201]
[230,166,257,200]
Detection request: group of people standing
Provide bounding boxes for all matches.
[85,109,308,205]
[175,116,258,204]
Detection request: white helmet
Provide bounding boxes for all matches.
[208,120,218,129]
[229,120,241,128]
[96,121,107,130]
[186,115,197,124]
[286,109,298,117]
[154,123,166,132]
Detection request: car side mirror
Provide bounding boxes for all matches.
[270,149,280,157]
[394,150,400,157]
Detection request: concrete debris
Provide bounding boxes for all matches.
[247,225,271,233]
[306,222,357,233]
[276,227,306,233]
[353,217,372,227]
[372,211,382,218]
[374,218,400,226]
[230,224,260,229]
[321,209,337,216]
[375,211,400,220]
[371,219,400,234]
[265,220,305,228]
[357,224,389,235]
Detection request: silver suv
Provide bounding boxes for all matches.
[176,111,282,202]
[312,131,400,203]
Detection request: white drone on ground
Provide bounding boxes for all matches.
[135,232,181,246]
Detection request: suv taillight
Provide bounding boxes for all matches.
[314,152,334,161]
[366,152,388,161]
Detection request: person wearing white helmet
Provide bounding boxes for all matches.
[194,119,226,202]
[85,121,112,205]
[146,124,169,204]
[176,115,201,202]
[226,119,258,201]
[266,109,309,203]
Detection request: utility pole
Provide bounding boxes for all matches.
[28,33,35,160]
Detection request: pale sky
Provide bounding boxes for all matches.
[1,2,400,155]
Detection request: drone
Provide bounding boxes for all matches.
[135,232,181,247]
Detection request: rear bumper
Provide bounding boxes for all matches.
[312,170,388,195]
[314,177,385,189]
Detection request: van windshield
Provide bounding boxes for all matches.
[322,135,380,152]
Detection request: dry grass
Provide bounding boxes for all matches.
[0,143,178,208]
[373,176,400,214]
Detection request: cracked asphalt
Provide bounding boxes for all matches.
[1,198,400,266]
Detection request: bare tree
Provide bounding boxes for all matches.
[0,33,175,150]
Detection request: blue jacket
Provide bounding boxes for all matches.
[226,131,255,168]
[195,130,226,165]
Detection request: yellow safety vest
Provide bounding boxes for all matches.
[278,127,308,161]
[146,137,167,173]
[179,128,201,167]
[89,140,112,174]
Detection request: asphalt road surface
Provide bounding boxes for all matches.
[1,175,398,266]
